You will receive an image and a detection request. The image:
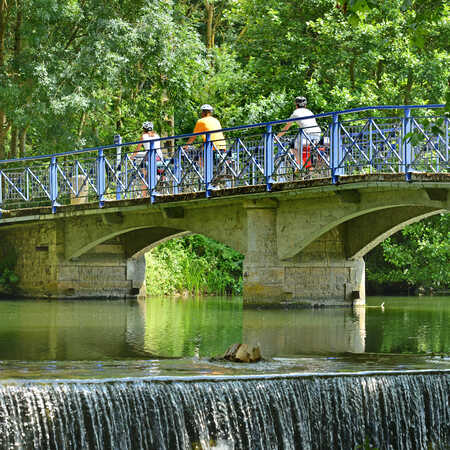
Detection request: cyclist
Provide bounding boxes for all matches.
[185,104,226,151]
[132,121,163,196]
[133,121,163,163]
[277,96,321,167]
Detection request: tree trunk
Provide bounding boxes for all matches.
[78,112,86,137]
[404,70,413,105]
[204,0,214,49]
[161,89,174,155]
[19,126,27,157]
[0,112,7,159]
[14,5,22,55]
[0,0,9,67]
[376,59,383,88]
[0,0,10,159]
[10,126,18,159]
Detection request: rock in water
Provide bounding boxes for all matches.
[216,343,262,363]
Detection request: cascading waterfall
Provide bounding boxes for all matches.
[0,371,448,450]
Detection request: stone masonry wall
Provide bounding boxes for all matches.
[1,221,145,299]
[243,203,365,306]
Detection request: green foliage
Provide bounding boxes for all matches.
[0,0,447,159]
[146,234,244,296]
[366,214,450,290]
[0,242,19,292]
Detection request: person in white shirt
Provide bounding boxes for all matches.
[133,121,163,163]
[132,121,163,196]
[277,96,322,167]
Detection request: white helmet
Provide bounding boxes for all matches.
[200,104,214,112]
[142,121,153,131]
[295,96,307,107]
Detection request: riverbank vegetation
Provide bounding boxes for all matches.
[366,213,450,295]
[146,234,243,296]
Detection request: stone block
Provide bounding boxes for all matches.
[58,266,80,281]
[244,266,284,285]
[78,266,127,282]
[92,244,124,255]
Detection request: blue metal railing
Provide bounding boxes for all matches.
[0,105,447,213]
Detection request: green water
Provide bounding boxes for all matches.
[0,296,448,378]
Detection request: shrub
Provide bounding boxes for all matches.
[146,235,244,296]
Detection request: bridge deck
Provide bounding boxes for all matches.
[1,173,448,224]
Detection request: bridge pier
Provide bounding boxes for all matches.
[1,222,146,299]
[243,199,365,306]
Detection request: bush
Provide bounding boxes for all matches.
[146,235,244,296]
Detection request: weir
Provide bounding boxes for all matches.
[0,371,448,449]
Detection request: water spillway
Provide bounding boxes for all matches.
[0,371,448,449]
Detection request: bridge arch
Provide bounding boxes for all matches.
[344,208,446,259]
[65,203,246,260]
[277,187,447,261]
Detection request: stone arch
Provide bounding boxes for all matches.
[68,225,189,260]
[277,187,447,261]
[344,208,446,259]
[65,202,246,260]
[129,231,191,259]
[118,227,191,259]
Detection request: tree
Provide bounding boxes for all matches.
[0,0,206,156]
[366,214,450,290]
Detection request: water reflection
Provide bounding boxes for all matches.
[137,297,242,358]
[0,296,447,361]
[242,307,366,357]
[0,299,144,360]
[366,296,450,354]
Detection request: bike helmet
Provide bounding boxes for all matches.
[142,121,154,131]
[200,104,214,112]
[295,96,307,107]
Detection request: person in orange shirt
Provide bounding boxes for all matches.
[185,104,226,150]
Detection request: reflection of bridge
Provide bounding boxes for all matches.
[0,105,449,306]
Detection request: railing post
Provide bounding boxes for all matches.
[204,133,213,197]
[97,148,105,207]
[264,124,274,191]
[50,155,58,213]
[114,134,122,200]
[330,113,342,184]
[402,107,412,181]
[173,146,181,195]
[368,118,373,173]
[26,169,29,202]
[148,140,157,202]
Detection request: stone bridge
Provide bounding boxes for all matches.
[1,173,448,306]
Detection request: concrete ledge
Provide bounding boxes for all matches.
[1,173,449,224]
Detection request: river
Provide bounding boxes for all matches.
[0,296,448,378]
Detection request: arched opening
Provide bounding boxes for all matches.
[68,224,245,299]
[364,212,449,295]
[288,206,445,263]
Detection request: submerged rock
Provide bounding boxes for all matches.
[213,343,262,363]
